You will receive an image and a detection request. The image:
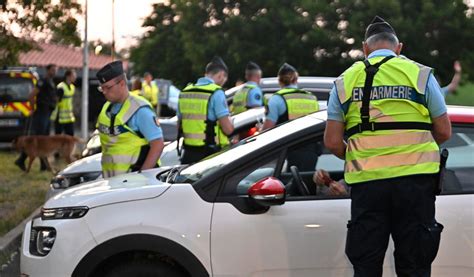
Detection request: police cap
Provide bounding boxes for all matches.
[365,16,397,40]
[97,60,124,84]
[278,63,297,75]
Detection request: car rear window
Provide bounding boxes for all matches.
[0,77,33,101]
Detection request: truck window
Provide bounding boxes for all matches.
[0,77,33,102]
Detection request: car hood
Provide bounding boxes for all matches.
[45,168,172,209]
[60,153,102,175]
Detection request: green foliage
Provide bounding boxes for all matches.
[446,82,474,106]
[0,0,82,66]
[130,0,474,88]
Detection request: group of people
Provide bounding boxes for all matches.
[13,14,460,276]
[130,72,160,110]
[95,56,321,176]
[14,65,77,171]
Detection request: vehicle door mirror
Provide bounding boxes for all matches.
[248,177,285,206]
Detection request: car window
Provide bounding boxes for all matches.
[440,125,474,194]
[277,137,347,198]
[223,158,279,196]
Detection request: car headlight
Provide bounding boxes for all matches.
[41,206,89,220]
[30,227,56,256]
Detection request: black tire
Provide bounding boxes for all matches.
[104,260,185,277]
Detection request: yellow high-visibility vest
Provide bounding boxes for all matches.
[97,94,158,178]
[273,88,319,124]
[335,55,440,184]
[178,83,229,147]
[51,82,75,123]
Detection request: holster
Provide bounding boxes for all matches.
[436,149,449,195]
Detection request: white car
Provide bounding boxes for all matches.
[21,107,474,276]
[47,77,334,198]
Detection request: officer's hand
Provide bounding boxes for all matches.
[327,181,347,196]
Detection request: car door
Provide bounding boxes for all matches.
[210,135,355,276]
[431,124,474,275]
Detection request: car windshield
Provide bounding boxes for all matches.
[0,77,33,102]
[174,112,324,184]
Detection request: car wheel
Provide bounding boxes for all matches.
[104,260,186,277]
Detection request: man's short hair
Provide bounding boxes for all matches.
[205,56,228,75]
[144,72,152,77]
[46,64,56,71]
[365,32,399,48]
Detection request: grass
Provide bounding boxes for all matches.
[446,82,474,106]
[0,150,67,236]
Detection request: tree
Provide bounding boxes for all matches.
[130,0,474,88]
[0,0,82,66]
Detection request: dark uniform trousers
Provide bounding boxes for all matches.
[346,174,443,277]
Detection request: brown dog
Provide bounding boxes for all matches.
[12,135,83,173]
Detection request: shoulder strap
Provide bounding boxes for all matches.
[360,56,395,126]
[346,56,432,137]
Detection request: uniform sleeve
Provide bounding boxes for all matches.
[425,74,448,118]
[132,107,163,141]
[440,86,449,98]
[247,87,263,107]
[209,90,230,120]
[327,86,345,122]
[266,95,286,123]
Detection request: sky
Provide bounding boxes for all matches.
[76,0,160,51]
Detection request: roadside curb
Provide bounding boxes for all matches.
[0,207,41,274]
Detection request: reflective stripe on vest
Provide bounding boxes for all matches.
[275,88,319,122]
[336,56,440,184]
[142,82,159,106]
[97,94,154,178]
[52,82,75,123]
[179,83,230,147]
[232,84,256,115]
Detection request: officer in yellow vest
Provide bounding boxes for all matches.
[51,69,76,136]
[130,77,142,97]
[262,63,319,130]
[142,72,159,109]
[263,63,320,177]
[96,61,164,178]
[324,16,452,276]
[232,61,263,115]
[178,56,234,164]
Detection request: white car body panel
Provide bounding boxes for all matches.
[46,168,170,208]
[84,183,213,275]
[20,217,98,277]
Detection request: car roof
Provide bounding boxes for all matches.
[225,76,336,101]
[447,105,474,124]
[260,76,335,91]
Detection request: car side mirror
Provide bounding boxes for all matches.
[248,177,286,206]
